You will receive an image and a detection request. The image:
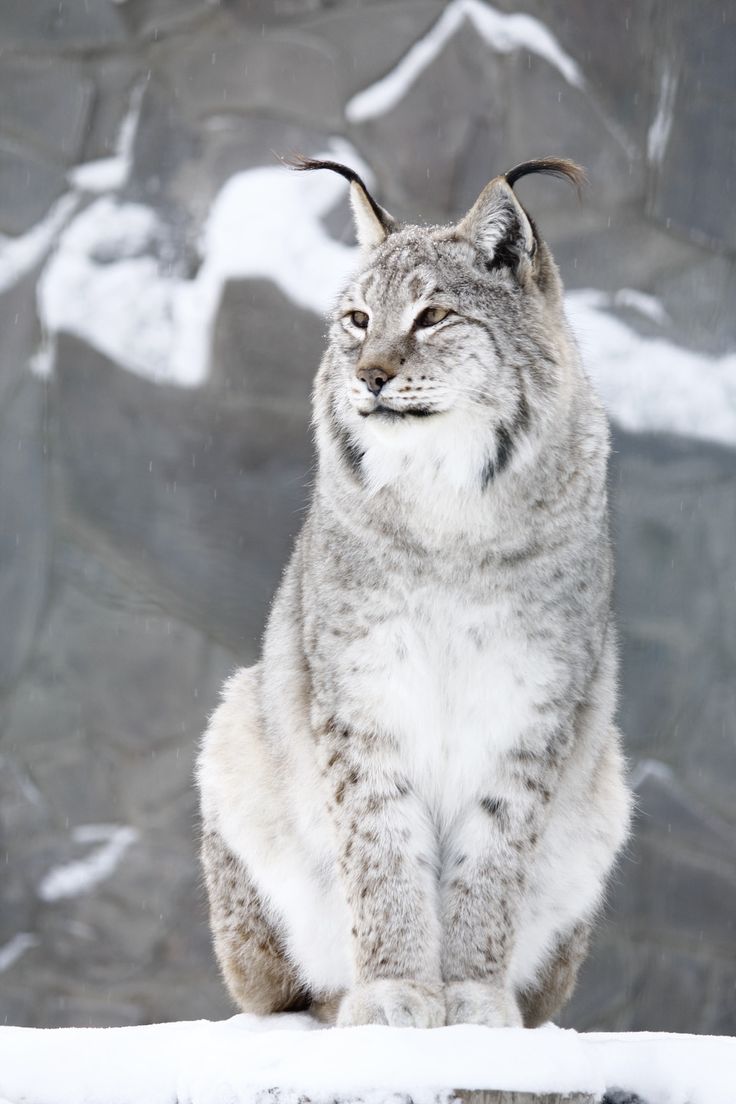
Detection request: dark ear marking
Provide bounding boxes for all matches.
[504,158,586,200]
[484,236,522,274]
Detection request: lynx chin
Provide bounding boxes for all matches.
[197,155,632,1028]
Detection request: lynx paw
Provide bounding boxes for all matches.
[338,979,445,1028]
[445,980,522,1028]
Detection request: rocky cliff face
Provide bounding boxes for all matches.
[0,0,734,1031]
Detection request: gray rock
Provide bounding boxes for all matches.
[305,1,445,102]
[0,751,47,941]
[564,764,736,1033]
[648,5,736,251]
[0,56,93,164]
[80,55,143,164]
[150,113,337,232]
[650,85,736,253]
[652,253,736,357]
[0,374,50,697]
[550,208,711,307]
[499,0,659,153]
[560,926,642,1030]
[504,50,644,215]
[0,261,44,408]
[127,77,200,209]
[571,936,716,1035]
[710,969,736,1036]
[117,0,216,40]
[209,277,325,405]
[37,994,145,1030]
[53,334,312,655]
[4,548,230,814]
[222,0,325,26]
[347,12,641,224]
[0,985,37,1029]
[615,772,736,957]
[349,19,509,221]
[0,0,128,47]
[611,430,736,822]
[0,538,235,1026]
[0,141,67,236]
[153,12,343,131]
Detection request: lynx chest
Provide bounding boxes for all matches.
[331,583,562,819]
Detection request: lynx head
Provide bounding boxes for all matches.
[290,155,585,496]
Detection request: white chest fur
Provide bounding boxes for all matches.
[335,587,558,828]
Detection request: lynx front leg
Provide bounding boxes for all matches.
[441,750,559,1028]
[319,720,445,1028]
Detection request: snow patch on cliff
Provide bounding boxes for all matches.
[37,825,139,903]
[346,0,583,123]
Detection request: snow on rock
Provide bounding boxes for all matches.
[37,824,139,903]
[0,933,38,974]
[34,197,188,384]
[567,289,736,446]
[345,0,583,124]
[68,83,144,195]
[607,288,670,326]
[35,139,367,386]
[0,193,79,295]
[0,1015,735,1104]
[31,135,735,446]
[647,66,678,167]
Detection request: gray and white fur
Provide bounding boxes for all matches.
[197,156,632,1028]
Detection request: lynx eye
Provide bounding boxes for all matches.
[415,306,449,329]
[348,310,369,330]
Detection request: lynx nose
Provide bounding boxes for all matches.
[357,363,395,396]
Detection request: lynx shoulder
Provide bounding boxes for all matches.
[197,156,632,1028]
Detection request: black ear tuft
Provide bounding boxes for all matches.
[504,158,587,200]
[280,152,395,241]
[282,153,369,196]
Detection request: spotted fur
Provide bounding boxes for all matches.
[197,158,632,1028]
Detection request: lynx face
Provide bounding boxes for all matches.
[296,156,584,493]
[333,230,548,427]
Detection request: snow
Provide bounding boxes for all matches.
[37,825,139,903]
[30,131,735,444]
[648,66,678,166]
[0,1014,734,1104]
[34,197,189,383]
[346,0,583,124]
[629,757,677,791]
[0,193,79,295]
[34,139,366,386]
[0,933,38,974]
[566,289,736,446]
[172,139,366,382]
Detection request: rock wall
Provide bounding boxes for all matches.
[0,0,734,1031]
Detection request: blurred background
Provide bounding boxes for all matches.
[0,0,734,1032]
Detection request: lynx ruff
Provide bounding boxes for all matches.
[197,156,632,1029]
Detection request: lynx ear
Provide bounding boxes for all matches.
[459,158,585,276]
[285,154,396,249]
[458,176,535,273]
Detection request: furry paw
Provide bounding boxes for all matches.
[338,979,445,1028]
[445,980,522,1027]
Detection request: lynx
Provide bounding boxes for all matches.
[197,156,632,1028]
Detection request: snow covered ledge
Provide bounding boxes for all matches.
[0,1014,734,1104]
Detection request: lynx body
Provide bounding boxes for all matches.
[197,157,631,1028]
